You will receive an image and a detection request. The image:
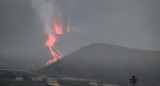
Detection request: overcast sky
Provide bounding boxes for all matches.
[0,0,160,64]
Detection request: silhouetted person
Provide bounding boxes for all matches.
[130,75,138,86]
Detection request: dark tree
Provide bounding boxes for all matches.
[130,75,138,86]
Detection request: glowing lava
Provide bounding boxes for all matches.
[67,16,70,32]
[45,15,70,65]
[53,20,63,34]
[45,33,63,65]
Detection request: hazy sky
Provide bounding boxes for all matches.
[0,0,160,63]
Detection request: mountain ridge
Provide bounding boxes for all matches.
[39,43,160,86]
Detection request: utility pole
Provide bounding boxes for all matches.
[130,75,138,86]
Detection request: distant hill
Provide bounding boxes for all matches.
[39,43,160,86]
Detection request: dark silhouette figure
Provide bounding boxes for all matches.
[130,75,138,86]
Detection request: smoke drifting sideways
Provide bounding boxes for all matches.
[32,0,71,65]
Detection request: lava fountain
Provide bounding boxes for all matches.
[31,0,71,65]
[45,15,70,65]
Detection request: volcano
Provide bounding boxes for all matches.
[39,43,160,86]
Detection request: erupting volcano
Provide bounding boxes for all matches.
[45,15,70,65]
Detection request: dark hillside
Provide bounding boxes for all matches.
[39,43,160,86]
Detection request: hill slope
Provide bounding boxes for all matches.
[39,43,160,86]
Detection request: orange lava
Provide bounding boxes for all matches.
[67,16,70,32]
[45,15,71,65]
[45,33,63,65]
[54,21,63,34]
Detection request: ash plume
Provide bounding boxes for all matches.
[32,0,57,33]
